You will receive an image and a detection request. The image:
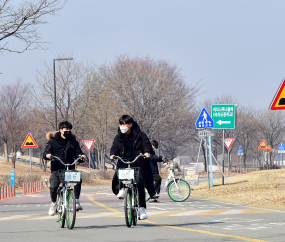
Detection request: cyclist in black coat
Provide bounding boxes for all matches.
[110,115,156,220]
[43,121,86,216]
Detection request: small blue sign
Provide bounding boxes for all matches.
[237,146,243,153]
[196,108,214,129]
[276,155,279,159]
[278,142,285,151]
[10,170,14,187]
[281,155,284,159]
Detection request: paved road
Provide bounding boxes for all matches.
[0,185,284,242]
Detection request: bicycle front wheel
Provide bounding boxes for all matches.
[168,179,190,202]
[132,189,138,226]
[57,189,65,228]
[124,187,133,227]
[66,189,76,229]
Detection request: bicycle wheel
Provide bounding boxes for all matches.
[124,187,133,227]
[57,190,65,228]
[66,189,76,229]
[167,179,190,202]
[132,189,138,226]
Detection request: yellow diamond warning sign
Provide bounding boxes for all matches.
[22,133,38,148]
[258,140,267,150]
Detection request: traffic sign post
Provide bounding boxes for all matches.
[212,104,236,185]
[278,142,285,168]
[258,140,267,169]
[237,146,244,173]
[222,138,235,175]
[11,170,14,187]
[21,134,38,182]
[211,104,236,129]
[82,140,95,178]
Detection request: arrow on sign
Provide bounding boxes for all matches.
[217,120,231,125]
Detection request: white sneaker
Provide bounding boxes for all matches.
[117,188,125,199]
[48,202,57,216]
[139,208,148,220]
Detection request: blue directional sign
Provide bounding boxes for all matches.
[196,108,214,129]
[10,170,14,187]
[276,155,279,159]
[237,146,243,153]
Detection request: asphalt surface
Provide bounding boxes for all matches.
[0,185,284,242]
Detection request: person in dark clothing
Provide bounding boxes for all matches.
[149,140,167,202]
[110,115,156,220]
[43,121,86,216]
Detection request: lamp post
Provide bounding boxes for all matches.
[53,58,73,129]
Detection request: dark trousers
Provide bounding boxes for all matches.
[49,171,82,202]
[153,173,162,195]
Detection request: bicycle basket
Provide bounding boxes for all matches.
[58,170,81,183]
[117,167,140,182]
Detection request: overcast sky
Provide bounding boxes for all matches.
[1,0,285,110]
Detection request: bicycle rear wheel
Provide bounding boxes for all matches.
[168,179,190,202]
[57,189,65,228]
[124,187,133,227]
[66,189,76,229]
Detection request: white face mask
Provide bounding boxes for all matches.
[120,125,130,134]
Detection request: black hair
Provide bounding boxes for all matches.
[58,121,72,130]
[119,115,134,125]
[152,140,158,149]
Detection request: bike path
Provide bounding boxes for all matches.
[0,185,284,241]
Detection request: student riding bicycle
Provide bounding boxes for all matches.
[43,121,86,216]
[110,115,156,220]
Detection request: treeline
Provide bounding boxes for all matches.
[0,55,283,171]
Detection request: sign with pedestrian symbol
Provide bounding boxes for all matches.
[21,133,38,148]
[211,104,236,129]
[82,140,95,151]
[196,108,214,129]
[258,140,267,150]
[278,142,285,153]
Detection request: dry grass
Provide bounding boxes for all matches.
[192,169,285,211]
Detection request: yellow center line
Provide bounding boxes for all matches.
[87,195,269,242]
[87,196,119,213]
[143,220,268,242]
[92,189,112,194]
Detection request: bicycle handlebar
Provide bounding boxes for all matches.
[112,153,145,164]
[51,155,84,167]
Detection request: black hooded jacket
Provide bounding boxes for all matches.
[43,131,85,171]
[110,123,152,169]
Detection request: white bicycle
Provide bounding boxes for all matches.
[146,159,191,202]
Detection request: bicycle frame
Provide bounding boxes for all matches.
[161,161,183,191]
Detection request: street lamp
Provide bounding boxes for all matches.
[53,58,73,129]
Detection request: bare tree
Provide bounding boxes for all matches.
[100,55,199,159]
[0,80,29,167]
[0,0,66,54]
